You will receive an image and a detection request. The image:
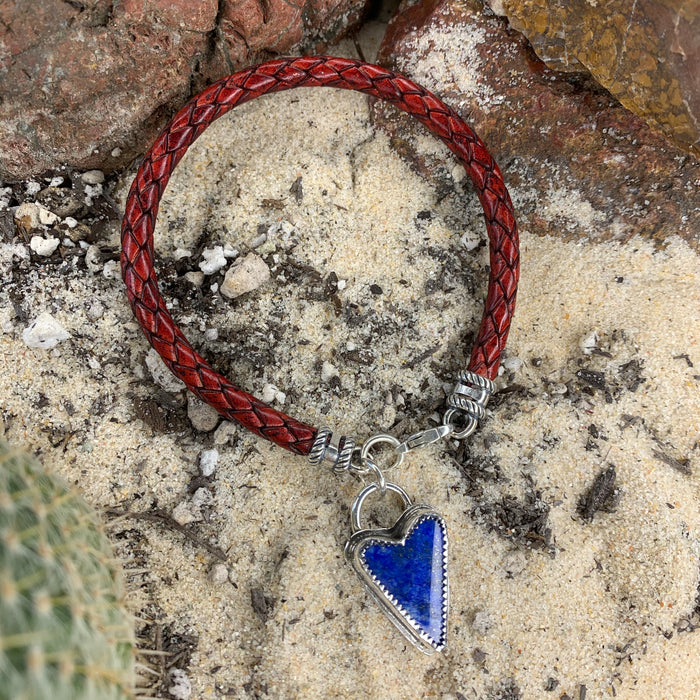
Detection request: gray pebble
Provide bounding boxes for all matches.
[213,421,237,445]
[187,394,220,431]
[145,348,186,393]
[208,563,229,585]
[472,610,491,635]
[172,500,201,525]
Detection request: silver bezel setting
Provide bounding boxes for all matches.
[345,504,449,655]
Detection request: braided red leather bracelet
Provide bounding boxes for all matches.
[121,56,519,655]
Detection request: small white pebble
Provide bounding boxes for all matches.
[22,313,71,349]
[249,233,267,248]
[204,328,218,341]
[0,307,16,334]
[346,341,356,351]
[184,271,204,287]
[451,163,467,181]
[199,448,219,477]
[192,487,213,508]
[102,259,119,279]
[220,252,270,299]
[29,235,60,256]
[111,147,122,157]
[336,279,347,291]
[208,563,229,585]
[580,330,599,355]
[0,186,12,209]
[199,246,227,275]
[168,669,191,700]
[49,176,64,187]
[85,244,103,273]
[82,169,105,185]
[261,383,285,404]
[321,361,339,383]
[173,247,191,260]
[64,216,78,228]
[502,356,523,372]
[461,230,481,251]
[14,202,42,229]
[26,181,41,196]
[86,300,105,321]
[223,244,239,258]
[379,403,396,430]
[266,219,295,242]
[84,183,103,204]
[210,282,218,293]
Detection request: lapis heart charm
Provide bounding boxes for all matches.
[345,483,448,654]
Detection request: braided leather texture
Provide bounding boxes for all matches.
[121,56,520,455]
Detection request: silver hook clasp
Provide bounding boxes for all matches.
[395,424,453,455]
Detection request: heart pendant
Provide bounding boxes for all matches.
[345,483,448,654]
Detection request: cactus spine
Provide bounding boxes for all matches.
[0,441,134,700]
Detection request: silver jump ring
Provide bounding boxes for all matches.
[360,434,404,471]
[350,481,412,533]
[443,408,478,440]
[361,456,386,495]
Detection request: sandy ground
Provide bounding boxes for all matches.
[1,26,699,700]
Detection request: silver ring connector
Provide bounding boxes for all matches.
[308,427,355,474]
[443,370,495,439]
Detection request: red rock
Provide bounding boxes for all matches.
[486,0,700,156]
[220,0,305,56]
[118,0,218,32]
[375,0,700,250]
[0,0,369,181]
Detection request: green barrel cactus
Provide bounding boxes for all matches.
[0,441,133,700]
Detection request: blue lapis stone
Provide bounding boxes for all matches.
[361,516,447,649]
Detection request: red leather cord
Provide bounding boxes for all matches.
[121,56,519,456]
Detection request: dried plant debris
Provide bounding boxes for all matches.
[544,677,559,692]
[132,395,187,434]
[486,678,522,700]
[651,448,692,476]
[474,488,553,552]
[251,587,275,623]
[577,465,621,522]
[453,443,503,498]
[107,507,227,561]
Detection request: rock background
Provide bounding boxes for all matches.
[0,0,370,180]
[375,0,699,251]
[486,0,700,156]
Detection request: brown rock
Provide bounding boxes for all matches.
[375,0,700,250]
[0,0,369,181]
[486,0,700,156]
[118,0,218,32]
